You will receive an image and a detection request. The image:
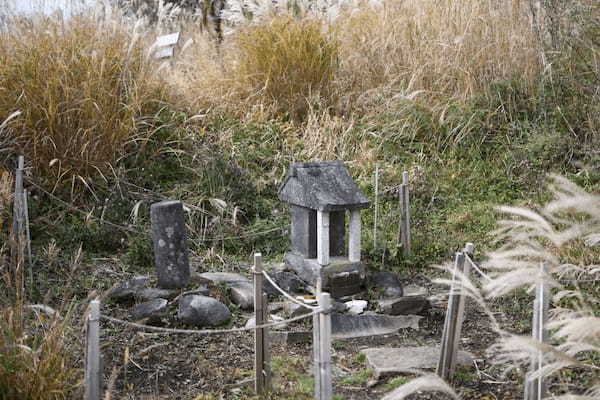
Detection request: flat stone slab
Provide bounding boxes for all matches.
[361,346,474,378]
[377,296,430,316]
[199,272,250,284]
[131,298,167,321]
[331,313,422,339]
[135,288,178,301]
[108,276,150,301]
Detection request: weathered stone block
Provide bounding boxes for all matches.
[377,296,430,316]
[370,271,404,298]
[362,346,474,380]
[131,298,167,321]
[108,276,150,301]
[331,313,422,339]
[178,295,231,327]
[151,200,190,289]
[284,252,366,298]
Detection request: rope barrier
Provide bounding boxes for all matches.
[463,254,600,284]
[261,270,318,310]
[100,307,323,335]
[464,254,492,282]
[25,178,143,234]
[25,177,287,241]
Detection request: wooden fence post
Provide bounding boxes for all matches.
[253,253,269,394]
[318,292,332,400]
[85,300,101,400]
[524,263,549,400]
[12,155,24,238]
[437,243,473,380]
[373,164,379,249]
[313,273,323,399]
[262,292,271,391]
[399,171,411,256]
[24,188,32,261]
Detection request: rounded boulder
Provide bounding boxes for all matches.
[178,295,231,327]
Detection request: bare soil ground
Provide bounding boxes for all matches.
[93,267,527,400]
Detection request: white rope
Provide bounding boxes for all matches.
[100,307,322,335]
[261,270,318,309]
[464,254,492,282]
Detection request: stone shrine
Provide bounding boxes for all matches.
[279,161,369,297]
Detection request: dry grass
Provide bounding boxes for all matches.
[335,0,540,104]
[0,15,169,191]
[0,236,78,400]
[174,16,339,119]
[178,0,542,117]
[0,301,77,400]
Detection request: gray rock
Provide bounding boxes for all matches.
[230,281,254,310]
[136,288,178,301]
[178,295,231,327]
[189,271,212,285]
[361,346,474,379]
[151,200,190,289]
[198,272,254,310]
[181,285,211,297]
[108,276,150,301]
[131,298,168,321]
[371,271,404,298]
[199,272,250,285]
[271,331,312,345]
[378,296,430,316]
[331,313,421,339]
[264,271,307,297]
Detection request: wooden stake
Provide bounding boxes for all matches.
[524,263,549,400]
[437,246,471,380]
[399,171,411,256]
[373,164,379,250]
[24,189,33,290]
[85,300,101,400]
[314,273,323,399]
[262,292,271,391]
[12,155,24,238]
[318,292,332,400]
[253,253,268,394]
